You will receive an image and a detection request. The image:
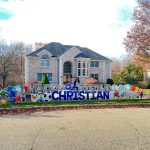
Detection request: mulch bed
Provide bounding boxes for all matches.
[0,104,150,115]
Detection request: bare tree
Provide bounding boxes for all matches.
[0,40,26,87]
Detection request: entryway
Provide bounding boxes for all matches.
[63,61,72,84]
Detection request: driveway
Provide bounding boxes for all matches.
[0,108,150,150]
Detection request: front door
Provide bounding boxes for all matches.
[63,61,72,84]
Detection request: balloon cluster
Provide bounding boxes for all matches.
[0,85,29,104]
[116,84,143,98]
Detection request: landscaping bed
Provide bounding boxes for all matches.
[0,99,150,115]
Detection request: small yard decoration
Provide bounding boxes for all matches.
[16,95,22,103]
[1,99,7,105]
[24,85,29,93]
[41,73,50,85]
[0,89,8,95]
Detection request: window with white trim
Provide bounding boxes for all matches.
[40,55,50,67]
[78,61,81,76]
[78,61,89,77]
[91,61,99,67]
[82,62,87,76]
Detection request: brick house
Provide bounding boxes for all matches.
[25,42,112,85]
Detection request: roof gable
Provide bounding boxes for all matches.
[27,42,111,61]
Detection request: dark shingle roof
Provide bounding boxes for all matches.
[75,53,90,58]
[27,42,111,61]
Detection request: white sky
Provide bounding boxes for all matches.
[0,0,137,58]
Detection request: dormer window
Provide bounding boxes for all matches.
[40,55,50,67]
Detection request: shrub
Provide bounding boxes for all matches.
[137,81,146,89]
[106,79,114,85]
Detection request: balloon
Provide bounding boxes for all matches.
[131,85,135,91]
[135,87,139,93]
[24,85,29,92]
[15,86,21,92]
[9,91,16,99]
[6,86,13,92]
[139,88,142,93]
[119,85,124,91]
[125,84,131,90]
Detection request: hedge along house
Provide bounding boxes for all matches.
[25,42,112,86]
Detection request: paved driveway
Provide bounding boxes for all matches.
[0,108,150,150]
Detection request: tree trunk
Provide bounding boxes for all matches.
[2,76,6,88]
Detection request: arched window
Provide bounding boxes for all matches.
[40,55,50,67]
[63,62,72,73]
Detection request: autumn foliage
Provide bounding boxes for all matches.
[84,77,99,85]
[124,0,150,68]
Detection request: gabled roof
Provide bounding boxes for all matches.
[75,53,90,58]
[27,42,111,61]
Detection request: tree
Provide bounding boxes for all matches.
[111,56,132,84]
[41,73,50,84]
[124,0,150,68]
[121,64,144,85]
[0,40,26,87]
[112,74,122,84]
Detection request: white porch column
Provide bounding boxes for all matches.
[59,59,63,86]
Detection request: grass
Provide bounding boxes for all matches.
[1,99,150,108]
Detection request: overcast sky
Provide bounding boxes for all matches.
[0,0,137,58]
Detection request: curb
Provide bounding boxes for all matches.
[1,103,150,115]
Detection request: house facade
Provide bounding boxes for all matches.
[25,42,112,85]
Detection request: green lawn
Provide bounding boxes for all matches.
[1,99,150,108]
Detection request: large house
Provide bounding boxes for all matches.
[25,42,112,85]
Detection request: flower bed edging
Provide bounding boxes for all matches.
[0,104,150,115]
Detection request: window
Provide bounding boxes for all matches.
[86,63,88,76]
[47,73,52,81]
[83,69,86,76]
[78,69,81,76]
[78,61,81,76]
[82,61,86,76]
[91,74,99,80]
[78,61,81,68]
[78,61,89,77]
[83,62,85,68]
[37,73,52,81]
[37,73,42,81]
[91,61,99,67]
[40,55,50,67]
